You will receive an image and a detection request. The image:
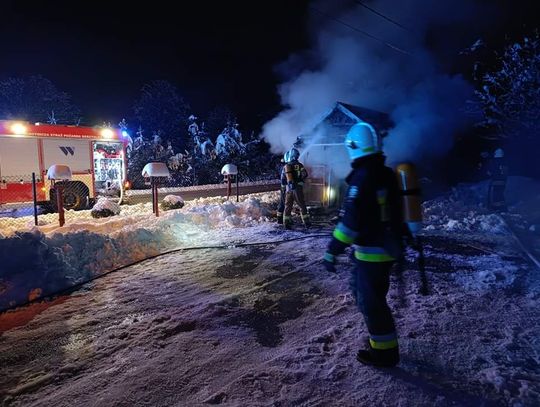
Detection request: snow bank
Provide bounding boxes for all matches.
[0,192,280,311]
[506,177,540,226]
[185,196,274,227]
[422,182,510,235]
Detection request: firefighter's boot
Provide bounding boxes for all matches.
[283,216,292,230]
[301,213,311,228]
[356,346,399,368]
[277,212,283,224]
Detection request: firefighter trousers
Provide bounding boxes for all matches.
[350,259,397,339]
[284,186,308,222]
[277,187,286,219]
[487,179,507,211]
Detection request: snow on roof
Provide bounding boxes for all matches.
[336,102,394,131]
[298,102,394,144]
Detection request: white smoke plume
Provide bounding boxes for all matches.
[262,0,494,166]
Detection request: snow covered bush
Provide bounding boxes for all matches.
[471,31,540,138]
[422,182,510,235]
[91,197,121,218]
[161,195,185,211]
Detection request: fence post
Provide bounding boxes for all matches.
[32,172,38,226]
[236,174,239,202]
[56,185,65,227]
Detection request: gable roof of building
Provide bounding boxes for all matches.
[328,102,394,132]
[293,102,394,148]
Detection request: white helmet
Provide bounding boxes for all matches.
[494,148,504,158]
[283,147,300,163]
[344,122,381,161]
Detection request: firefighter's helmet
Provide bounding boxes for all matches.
[344,122,381,161]
[284,148,300,163]
[494,148,504,158]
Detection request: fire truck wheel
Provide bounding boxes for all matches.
[63,190,83,210]
[50,182,90,211]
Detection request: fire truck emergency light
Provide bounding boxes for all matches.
[10,122,27,135]
[100,128,115,139]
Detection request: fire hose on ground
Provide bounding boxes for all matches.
[0,232,333,314]
[1,222,437,315]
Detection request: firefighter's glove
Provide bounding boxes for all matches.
[286,182,296,192]
[322,252,337,273]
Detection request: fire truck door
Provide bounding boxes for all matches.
[0,137,40,203]
[42,138,91,173]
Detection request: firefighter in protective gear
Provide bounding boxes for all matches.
[323,122,404,367]
[281,147,310,228]
[276,157,287,224]
[486,148,508,212]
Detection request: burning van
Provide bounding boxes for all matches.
[296,102,393,208]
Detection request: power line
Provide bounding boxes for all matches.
[310,5,412,56]
[353,0,412,33]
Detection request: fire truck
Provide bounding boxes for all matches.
[0,120,129,210]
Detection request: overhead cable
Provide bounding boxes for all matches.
[310,5,412,56]
[353,0,412,33]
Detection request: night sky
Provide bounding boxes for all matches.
[1,1,311,128]
[1,0,537,130]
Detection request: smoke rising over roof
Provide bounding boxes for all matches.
[262,0,497,166]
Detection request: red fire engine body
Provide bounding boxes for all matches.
[0,120,128,209]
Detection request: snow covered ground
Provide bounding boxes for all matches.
[1,181,539,406]
[0,192,280,310]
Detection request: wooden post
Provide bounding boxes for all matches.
[153,179,159,217]
[151,179,155,214]
[227,175,232,200]
[236,174,239,202]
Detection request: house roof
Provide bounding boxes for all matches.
[334,102,394,132]
[294,102,394,148]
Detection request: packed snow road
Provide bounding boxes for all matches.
[1,220,539,406]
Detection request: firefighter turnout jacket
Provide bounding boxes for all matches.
[281,160,308,187]
[325,154,403,263]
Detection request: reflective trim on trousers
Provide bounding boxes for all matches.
[323,252,335,262]
[336,222,358,238]
[333,222,358,245]
[370,332,398,349]
[354,246,395,262]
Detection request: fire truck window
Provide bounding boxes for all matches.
[93,142,124,193]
